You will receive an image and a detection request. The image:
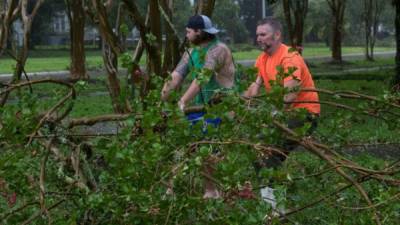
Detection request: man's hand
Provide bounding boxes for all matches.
[161,72,183,102]
[161,89,169,102]
[178,100,186,112]
[243,76,263,98]
[283,79,300,109]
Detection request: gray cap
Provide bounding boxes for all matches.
[186,15,220,34]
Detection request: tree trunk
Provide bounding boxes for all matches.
[147,0,162,77]
[327,0,346,63]
[283,0,294,46]
[393,0,400,91]
[66,0,88,81]
[370,0,384,60]
[364,0,373,60]
[13,0,44,82]
[102,42,126,113]
[160,0,180,77]
[1,0,42,107]
[0,0,19,56]
[196,0,216,17]
[91,0,129,113]
[282,0,308,54]
[91,0,122,55]
[364,0,384,61]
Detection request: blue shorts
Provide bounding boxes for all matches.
[186,112,221,134]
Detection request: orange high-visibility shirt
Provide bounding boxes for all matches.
[255,44,320,114]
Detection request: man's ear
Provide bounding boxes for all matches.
[274,30,281,41]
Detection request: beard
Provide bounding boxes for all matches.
[190,33,203,45]
[258,42,272,51]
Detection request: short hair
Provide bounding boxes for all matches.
[257,17,282,33]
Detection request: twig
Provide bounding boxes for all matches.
[0,201,39,221]
[291,165,339,181]
[5,49,32,92]
[29,133,118,138]
[20,199,65,225]
[189,140,288,158]
[282,175,371,218]
[163,201,174,225]
[27,84,76,144]
[39,138,54,216]
[332,192,400,210]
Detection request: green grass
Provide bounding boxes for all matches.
[70,94,114,117]
[309,58,395,75]
[316,79,388,95]
[232,45,395,61]
[0,50,104,73]
[315,77,400,143]
[0,45,395,74]
[281,151,399,224]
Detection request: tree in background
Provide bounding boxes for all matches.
[393,0,400,91]
[13,0,45,82]
[194,0,215,16]
[171,0,192,37]
[282,0,309,53]
[0,0,44,107]
[238,0,259,43]
[30,0,65,48]
[303,0,331,45]
[239,0,277,44]
[0,0,20,56]
[161,0,183,76]
[88,0,128,113]
[363,0,385,61]
[66,0,88,81]
[326,0,346,63]
[213,0,249,44]
[147,0,162,77]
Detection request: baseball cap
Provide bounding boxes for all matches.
[186,15,219,34]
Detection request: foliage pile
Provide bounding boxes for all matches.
[1,69,400,224]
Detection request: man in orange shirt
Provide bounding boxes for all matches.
[244,17,320,115]
[244,17,320,208]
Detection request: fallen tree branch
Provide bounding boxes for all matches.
[67,113,134,128]
[273,120,383,224]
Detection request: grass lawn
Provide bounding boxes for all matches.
[315,77,399,144]
[232,45,395,60]
[310,58,394,74]
[0,50,102,73]
[0,45,395,74]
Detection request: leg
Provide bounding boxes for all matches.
[202,155,222,199]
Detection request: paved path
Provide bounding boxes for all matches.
[0,51,395,83]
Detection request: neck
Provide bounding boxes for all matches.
[265,43,281,56]
[198,40,211,47]
[193,38,216,47]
